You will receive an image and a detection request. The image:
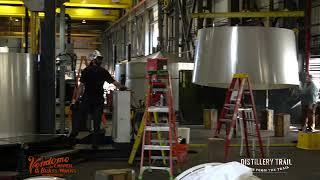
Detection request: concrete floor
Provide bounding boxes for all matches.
[66,125,320,180]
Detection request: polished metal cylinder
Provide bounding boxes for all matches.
[125,61,147,105]
[192,27,300,89]
[115,62,126,82]
[0,53,36,138]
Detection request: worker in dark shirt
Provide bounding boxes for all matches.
[71,50,125,149]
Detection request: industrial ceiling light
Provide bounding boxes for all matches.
[82,19,86,24]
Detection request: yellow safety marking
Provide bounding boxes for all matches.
[233,73,249,78]
[188,143,296,148]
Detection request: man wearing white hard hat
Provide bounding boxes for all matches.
[71,50,126,149]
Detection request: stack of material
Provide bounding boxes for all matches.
[260,109,274,131]
[95,169,135,180]
[208,138,225,162]
[274,114,290,137]
[203,109,218,129]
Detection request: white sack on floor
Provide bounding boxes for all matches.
[176,162,260,180]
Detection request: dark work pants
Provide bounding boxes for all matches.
[301,104,316,129]
[71,98,103,146]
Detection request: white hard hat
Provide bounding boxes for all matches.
[89,50,102,60]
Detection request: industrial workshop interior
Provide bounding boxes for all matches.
[1,0,320,179]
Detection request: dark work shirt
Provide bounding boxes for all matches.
[80,65,115,102]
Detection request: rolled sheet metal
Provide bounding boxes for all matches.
[0,53,36,138]
[192,27,299,89]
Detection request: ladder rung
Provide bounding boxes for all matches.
[150,123,169,126]
[247,134,258,137]
[147,70,169,74]
[148,106,169,113]
[144,145,170,151]
[152,88,168,92]
[151,156,178,160]
[146,126,170,131]
[219,118,233,122]
[143,166,170,171]
[151,140,176,144]
[151,156,169,160]
[225,114,234,118]
[225,103,236,107]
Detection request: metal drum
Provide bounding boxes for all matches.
[192,27,299,89]
[0,53,36,138]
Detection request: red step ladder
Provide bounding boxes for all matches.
[214,73,265,161]
[139,58,178,180]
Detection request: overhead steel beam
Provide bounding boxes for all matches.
[0,5,118,21]
[0,31,101,38]
[64,0,131,9]
[191,11,305,18]
[56,8,119,21]
[0,0,131,9]
[0,0,23,5]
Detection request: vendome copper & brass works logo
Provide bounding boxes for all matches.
[240,158,293,173]
[28,156,76,177]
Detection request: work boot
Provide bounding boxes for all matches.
[305,127,313,132]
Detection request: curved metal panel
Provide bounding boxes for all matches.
[192,27,299,89]
[0,53,36,138]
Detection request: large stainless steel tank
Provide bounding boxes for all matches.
[192,27,300,89]
[125,53,181,110]
[0,53,36,138]
[125,60,147,106]
[115,62,126,82]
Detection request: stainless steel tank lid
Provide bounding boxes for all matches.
[192,26,300,90]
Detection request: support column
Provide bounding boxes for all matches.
[59,3,66,132]
[305,0,312,74]
[197,0,204,29]
[174,0,180,54]
[158,1,164,51]
[230,0,239,26]
[40,0,56,134]
[30,12,39,54]
[24,7,29,53]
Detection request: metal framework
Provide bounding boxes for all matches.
[191,11,305,18]
[0,5,120,21]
